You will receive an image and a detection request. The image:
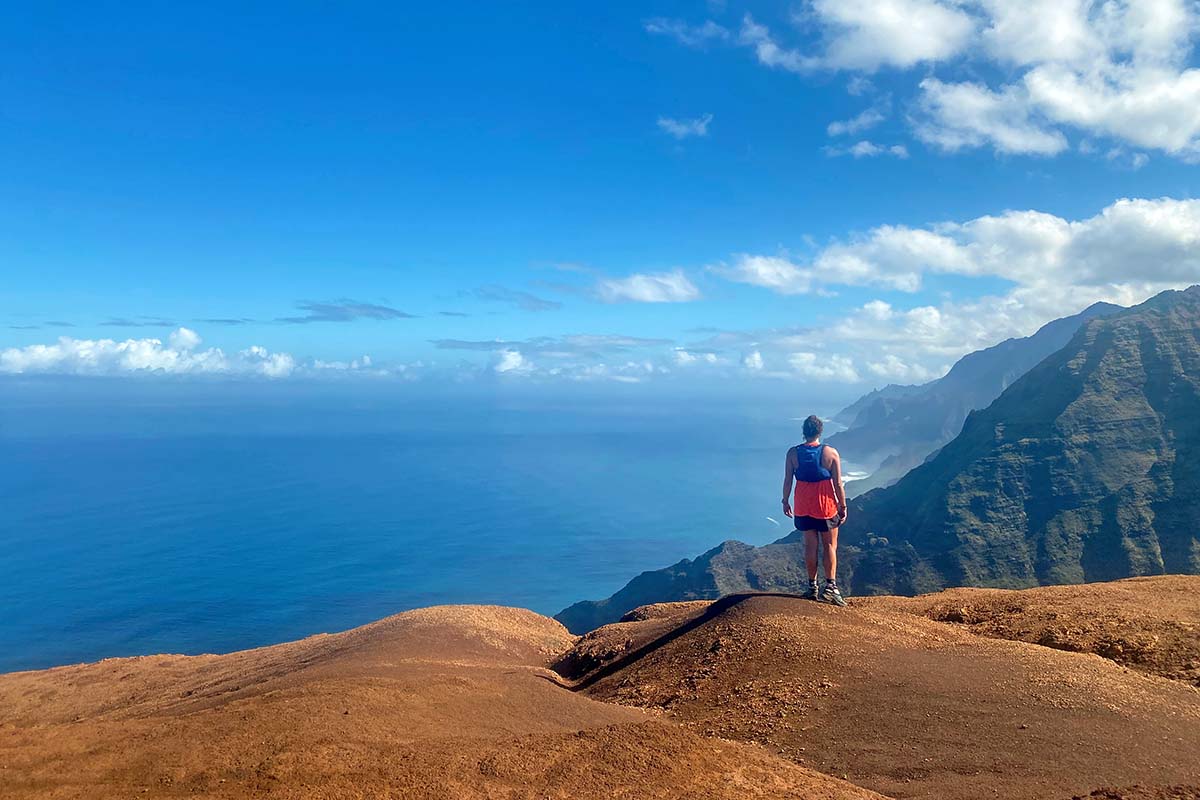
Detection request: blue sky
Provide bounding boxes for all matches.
[4,1,1200,386]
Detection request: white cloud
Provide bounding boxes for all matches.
[673,348,698,365]
[738,3,973,74]
[738,15,816,73]
[916,2,1200,158]
[806,0,976,71]
[846,76,874,96]
[0,329,298,378]
[1099,146,1151,172]
[827,106,886,136]
[432,334,673,357]
[1059,198,1200,285]
[644,18,729,48]
[657,1,1200,160]
[312,355,373,371]
[789,352,861,382]
[416,191,1199,387]
[813,224,972,291]
[824,140,910,158]
[168,327,202,351]
[717,254,815,295]
[674,348,720,366]
[431,335,678,384]
[865,354,944,382]
[543,359,668,384]
[977,0,1101,67]
[823,198,1200,292]
[861,299,894,320]
[1021,64,1200,156]
[726,199,1200,300]
[595,270,702,303]
[915,78,1069,155]
[657,114,713,139]
[494,349,532,374]
[716,196,1200,379]
[241,346,296,378]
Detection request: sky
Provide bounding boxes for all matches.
[3,1,1200,389]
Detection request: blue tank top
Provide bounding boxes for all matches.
[793,444,832,483]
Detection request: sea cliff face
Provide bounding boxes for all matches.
[845,285,1200,591]
[830,301,1122,494]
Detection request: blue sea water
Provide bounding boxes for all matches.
[0,382,852,673]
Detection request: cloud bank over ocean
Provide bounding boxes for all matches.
[11,197,1197,386]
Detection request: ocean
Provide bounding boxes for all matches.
[0,381,855,673]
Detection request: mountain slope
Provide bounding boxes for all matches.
[833,382,924,429]
[845,286,1200,592]
[831,301,1122,494]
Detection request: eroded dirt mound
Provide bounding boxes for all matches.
[1073,786,1200,800]
[0,604,575,727]
[6,580,1200,799]
[0,603,880,800]
[554,601,709,680]
[568,593,1200,800]
[621,601,712,623]
[859,576,1200,686]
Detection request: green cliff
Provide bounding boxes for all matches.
[846,286,1200,590]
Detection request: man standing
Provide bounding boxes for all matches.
[781,415,848,606]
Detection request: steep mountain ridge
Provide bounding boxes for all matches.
[833,382,923,429]
[831,301,1122,493]
[845,286,1200,593]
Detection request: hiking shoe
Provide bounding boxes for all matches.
[821,584,847,607]
[802,583,819,601]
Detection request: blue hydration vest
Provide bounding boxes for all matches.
[794,444,832,483]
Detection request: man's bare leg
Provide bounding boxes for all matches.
[820,528,847,606]
[821,528,838,581]
[803,530,820,599]
[804,530,820,580]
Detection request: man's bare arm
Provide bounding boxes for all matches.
[828,448,848,524]
[781,447,796,517]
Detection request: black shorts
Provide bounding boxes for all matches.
[794,514,838,532]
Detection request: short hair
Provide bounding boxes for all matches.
[802,415,823,440]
